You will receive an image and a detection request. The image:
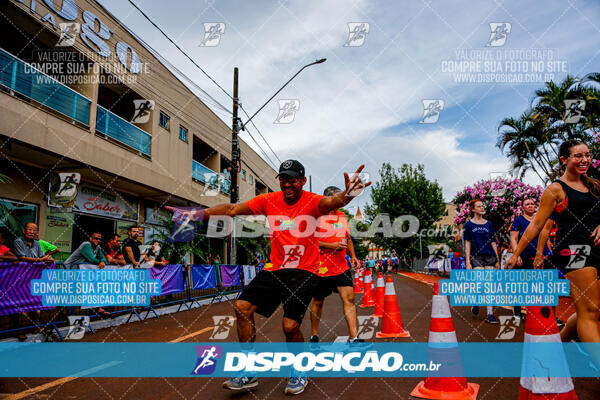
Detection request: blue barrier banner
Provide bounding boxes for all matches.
[191,265,216,290]
[439,269,570,306]
[220,265,240,287]
[150,265,184,296]
[0,262,56,316]
[0,343,598,378]
[30,269,161,307]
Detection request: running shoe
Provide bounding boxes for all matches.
[309,335,319,343]
[485,314,499,324]
[556,318,565,329]
[471,306,479,316]
[284,376,308,395]
[222,376,258,391]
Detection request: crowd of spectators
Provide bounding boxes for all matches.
[0,223,168,270]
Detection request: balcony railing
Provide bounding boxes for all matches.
[192,160,219,187]
[0,47,91,126]
[192,161,231,196]
[96,105,151,156]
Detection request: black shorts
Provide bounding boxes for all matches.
[550,249,600,275]
[238,269,318,323]
[470,255,497,268]
[312,269,354,300]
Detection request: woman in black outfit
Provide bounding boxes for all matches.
[507,140,600,359]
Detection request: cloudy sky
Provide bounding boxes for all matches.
[98,0,600,208]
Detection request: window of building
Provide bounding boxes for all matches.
[241,169,246,181]
[159,111,170,130]
[0,198,39,246]
[179,125,188,142]
[249,175,253,185]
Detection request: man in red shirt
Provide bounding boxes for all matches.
[309,186,360,344]
[168,160,369,395]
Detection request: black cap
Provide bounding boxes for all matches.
[323,186,341,196]
[276,160,305,178]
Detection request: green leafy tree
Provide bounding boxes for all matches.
[364,163,446,259]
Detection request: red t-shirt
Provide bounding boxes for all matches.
[245,191,324,274]
[317,211,350,276]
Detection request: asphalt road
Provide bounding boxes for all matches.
[1,273,598,400]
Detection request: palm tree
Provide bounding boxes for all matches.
[497,111,554,181]
[531,75,583,140]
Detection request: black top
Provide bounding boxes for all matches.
[122,237,141,264]
[552,180,600,253]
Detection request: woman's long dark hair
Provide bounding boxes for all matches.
[559,139,600,198]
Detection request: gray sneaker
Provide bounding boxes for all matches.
[284,376,308,395]
[222,376,258,391]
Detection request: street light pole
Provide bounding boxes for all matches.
[239,58,326,131]
[229,58,326,264]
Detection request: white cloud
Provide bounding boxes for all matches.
[97,0,600,200]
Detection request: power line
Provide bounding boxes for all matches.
[124,0,283,169]
[240,105,282,164]
[126,0,234,102]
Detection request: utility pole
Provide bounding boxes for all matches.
[231,67,240,204]
[230,67,240,264]
[229,59,325,264]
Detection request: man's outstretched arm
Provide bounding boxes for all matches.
[166,203,253,221]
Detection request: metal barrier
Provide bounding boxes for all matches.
[0,262,251,341]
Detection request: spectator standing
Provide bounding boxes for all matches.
[101,234,127,266]
[65,232,110,318]
[13,223,53,264]
[35,233,59,258]
[142,241,168,268]
[64,232,107,268]
[122,225,142,267]
[0,229,17,262]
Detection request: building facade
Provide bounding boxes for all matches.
[0,0,278,261]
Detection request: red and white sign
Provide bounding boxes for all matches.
[74,185,138,221]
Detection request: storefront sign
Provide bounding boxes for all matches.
[48,172,80,209]
[74,185,138,221]
[45,212,74,253]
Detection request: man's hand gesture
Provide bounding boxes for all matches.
[343,165,371,198]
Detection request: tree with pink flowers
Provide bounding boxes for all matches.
[453,177,544,241]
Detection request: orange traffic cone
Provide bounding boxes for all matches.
[359,269,364,290]
[359,270,376,307]
[411,282,479,400]
[354,270,363,294]
[519,306,577,400]
[371,272,385,317]
[376,275,410,337]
